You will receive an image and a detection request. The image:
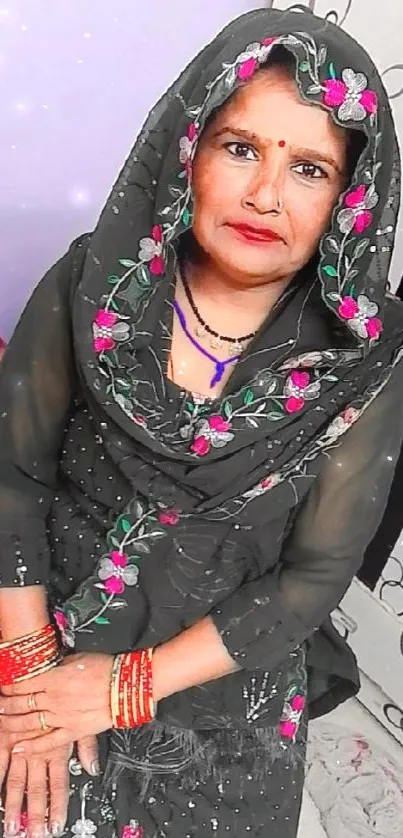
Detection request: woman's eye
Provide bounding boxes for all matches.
[293,162,327,179]
[225,142,257,161]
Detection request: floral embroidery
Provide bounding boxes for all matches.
[191,415,234,457]
[54,608,76,648]
[323,68,378,121]
[236,37,278,80]
[284,371,321,414]
[93,310,130,353]
[98,551,139,594]
[179,122,198,180]
[158,508,180,526]
[138,224,165,275]
[122,821,144,838]
[337,184,379,235]
[338,294,382,339]
[71,819,97,837]
[279,693,307,741]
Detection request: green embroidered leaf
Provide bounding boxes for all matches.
[95,616,110,625]
[223,401,232,420]
[108,274,120,285]
[121,518,131,533]
[178,170,187,179]
[322,265,337,277]
[243,389,254,406]
[349,284,356,298]
[327,292,340,302]
[110,536,120,548]
[268,412,283,421]
[182,208,191,227]
[328,62,337,79]
[110,298,119,311]
[186,401,195,412]
[119,259,136,268]
[100,591,108,605]
[299,61,309,73]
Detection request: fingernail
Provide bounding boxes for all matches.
[90,759,100,776]
[50,823,65,837]
[11,745,25,754]
[4,822,19,836]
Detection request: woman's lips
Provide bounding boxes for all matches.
[227,223,284,244]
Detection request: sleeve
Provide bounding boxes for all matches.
[0,237,87,586]
[211,360,403,671]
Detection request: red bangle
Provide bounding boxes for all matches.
[111,648,155,729]
[0,625,60,685]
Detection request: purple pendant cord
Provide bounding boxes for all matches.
[173,299,240,388]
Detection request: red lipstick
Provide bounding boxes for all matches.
[227,222,284,244]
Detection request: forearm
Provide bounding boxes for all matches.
[0,586,49,640]
[152,615,239,702]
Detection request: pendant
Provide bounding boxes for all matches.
[196,324,207,339]
[229,341,243,357]
[210,335,223,350]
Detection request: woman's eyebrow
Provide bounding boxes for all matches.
[212,126,342,173]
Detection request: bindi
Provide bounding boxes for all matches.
[278,140,286,148]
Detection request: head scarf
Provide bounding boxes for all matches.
[73,6,402,513]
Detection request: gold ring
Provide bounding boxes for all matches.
[38,711,50,732]
[27,693,37,711]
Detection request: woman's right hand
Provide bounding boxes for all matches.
[1,734,99,838]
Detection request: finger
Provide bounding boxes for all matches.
[0,744,11,790]
[48,753,70,838]
[0,694,46,716]
[77,736,100,777]
[12,729,73,757]
[4,754,27,837]
[1,712,57,735]
[27,758,48,838]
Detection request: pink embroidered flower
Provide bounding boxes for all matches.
[260,476,274,490]
[138,225,165,275]
[279,720,297,739]
[98,551,139,594]
[338,294,382,340]
[323,68,378,121]
[93,309,130,353]
[337,184,378,235]
[237,56,258,80]
[179,123,198,180]
[133,415,147,427]
[208,415,231,433]
[290,694,306,713]
[54,609,68,632]
[284,370,321,414]
[159,509,180,526]
[262,37,276,47]
[191,416,234,456]
[122,821,144,838]
[342,407,359,425]
[191,435,211,457]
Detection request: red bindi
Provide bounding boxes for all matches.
[278,140,286,148]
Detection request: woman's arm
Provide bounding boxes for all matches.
[0,238,87,638]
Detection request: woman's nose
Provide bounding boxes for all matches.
[243,151,286,215]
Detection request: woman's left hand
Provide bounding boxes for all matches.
[0,652,115,754]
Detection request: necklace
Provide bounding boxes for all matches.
[180,264,256,356]
[172,299,240,388]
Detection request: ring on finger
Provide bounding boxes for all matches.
[38,711,51,732]
[27,693,37,711]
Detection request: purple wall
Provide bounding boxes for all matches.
[0,1,258,337]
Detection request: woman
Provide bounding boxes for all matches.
[0,7,403,838]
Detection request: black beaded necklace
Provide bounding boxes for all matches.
[179,263,257,356]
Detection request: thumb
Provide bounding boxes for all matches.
[77,735,100,777]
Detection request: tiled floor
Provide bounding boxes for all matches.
[298,698,403,837]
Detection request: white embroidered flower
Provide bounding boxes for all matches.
[138,236,162,262]
[179,135,192,165]
[71,818,97,838]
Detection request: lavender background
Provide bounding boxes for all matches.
[1,0,402,337]
[0,0,258,337]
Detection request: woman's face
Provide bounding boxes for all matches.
[192,67,349,286]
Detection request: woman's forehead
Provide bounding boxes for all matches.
[204,70,348,154]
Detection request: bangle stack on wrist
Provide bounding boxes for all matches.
[0,624,60,685]
[110,648,155,729]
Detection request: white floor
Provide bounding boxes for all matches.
[298,698,403,838]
